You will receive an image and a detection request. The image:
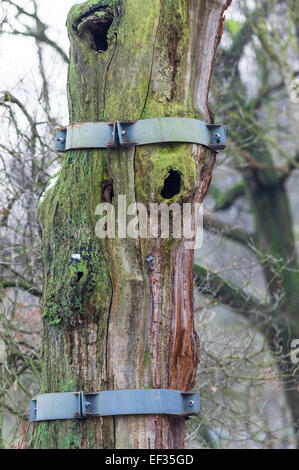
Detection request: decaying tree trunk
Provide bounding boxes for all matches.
[33,0,231,449]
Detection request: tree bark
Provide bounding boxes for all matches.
[244,171,299,446]
[33,0,230,449]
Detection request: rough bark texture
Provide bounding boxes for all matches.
[33,0,231,449]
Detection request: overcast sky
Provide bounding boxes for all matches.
[0,0,73,81]
[0,0,75,123]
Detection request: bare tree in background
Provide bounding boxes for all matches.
[0,0,68,447]
[195,0,299,447]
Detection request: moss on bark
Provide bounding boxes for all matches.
[33,0,231,449]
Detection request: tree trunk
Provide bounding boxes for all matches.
[245,171,299,446]
[33,0,230,449]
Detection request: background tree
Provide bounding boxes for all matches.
[0,0,68,447]
[195,0,299,447]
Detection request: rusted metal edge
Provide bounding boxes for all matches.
[30,389,200,422]
[55,118,226,153]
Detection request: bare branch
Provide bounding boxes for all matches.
[212,181,245,212]
[194,264,266,317]
[2,0,69,64]
[0,280,42,298]
[203,214,257,248]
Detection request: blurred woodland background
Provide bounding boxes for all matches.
[0,0,299,449]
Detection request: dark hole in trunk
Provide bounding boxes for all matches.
[77,271,84,282]
[88,18,113,52]
[103,183,114,203]
[161,170,181,199]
